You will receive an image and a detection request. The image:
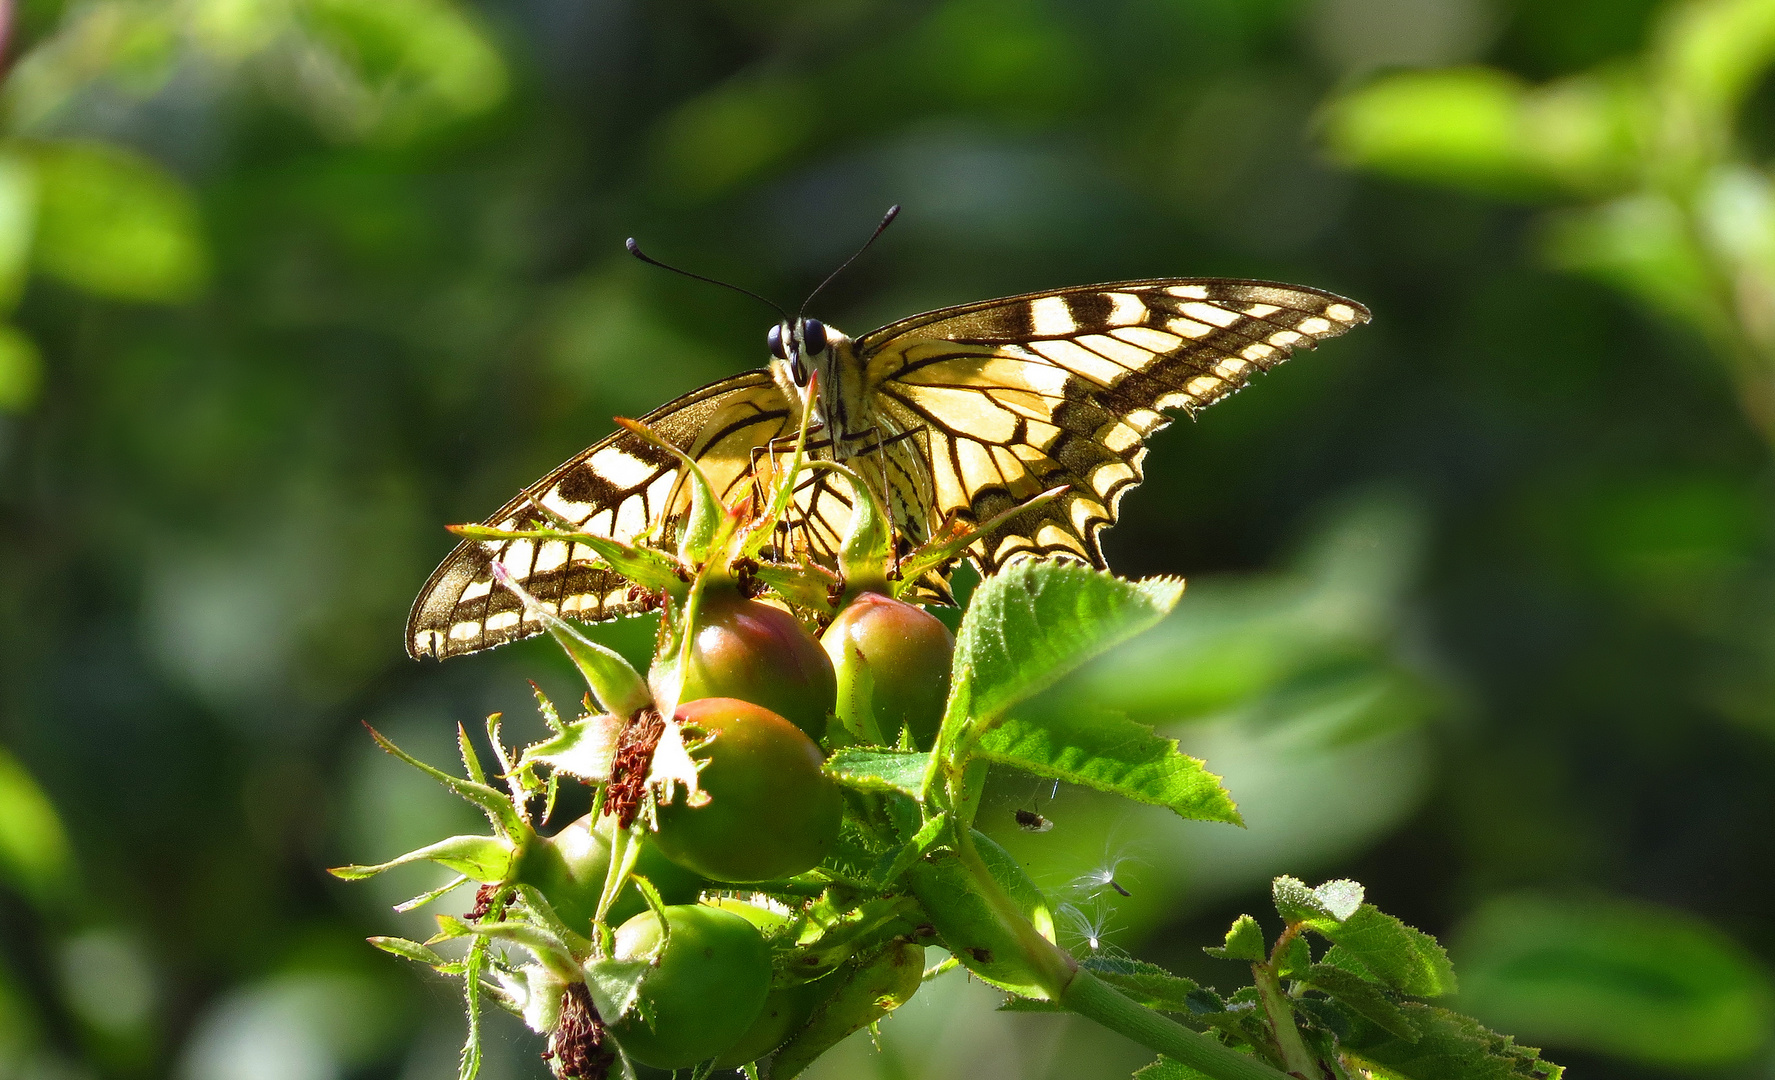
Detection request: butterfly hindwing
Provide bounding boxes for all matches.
[859,279,1370,569]
[407,371,794,658]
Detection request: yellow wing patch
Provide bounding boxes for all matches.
[858,278,1369,570]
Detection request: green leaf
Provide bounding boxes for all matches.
[1080,956,1201,1013]
[1205,914,1266,962]
[0,325,41,413]
[1133,1056,1214,1080]
[1306,905,1456,997]
[823,747,931,797]
[971,708,1240,824]
[0,745,72,909]
[1543,195,1718,335]
[31,141,207,302]
[1274,876,1365,924]
[1342,1003,1563,1080]
[303,0,508,141]
[1303,963,1419,1041]
[368,936,449,968]
[1452,893,1775,1068]
[1273,875,1331,923]
[946,563,1185,735]
[0,152,36,311]
[329,833,515,883]
[1321,68,1549,199]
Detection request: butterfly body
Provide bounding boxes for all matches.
[407,277,1368,659]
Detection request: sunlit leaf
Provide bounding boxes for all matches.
[1342,1003,1564,1080]
[824,747,931,797]
[30,141,206,302]
[0,745,73,908]
[943,564,1184,751]
[301,0,508,141]
[1204,914,1265,962]
[1322,68,1549,198]
[0,152,37,310]
[1308,906,1456,998]
[971,708,1240,824]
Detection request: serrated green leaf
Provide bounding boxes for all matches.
[1342,1003,1563,1080]
[1306,905,1455,997]
[1080,955,1201,1012]
[948,563,1185,732]
[1206,914,1266,962]
[1453,893,1775,1068]
[823,747,930,796]
[1273,875,1332,923]
[1133,1056,1214,1080]
[369,936,449,967]
[1303,963,1420,1041]
[329,834,515,883]
[971,708,1240,824]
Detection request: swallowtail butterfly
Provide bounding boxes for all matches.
[408,235,1368,659]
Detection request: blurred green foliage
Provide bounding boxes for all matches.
[0,0,1772,1077]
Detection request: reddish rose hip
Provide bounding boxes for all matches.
[821,591,954,748]
[653,697,842,883]
[669,592,836,740]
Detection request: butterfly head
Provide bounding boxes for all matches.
[769,316,848,384]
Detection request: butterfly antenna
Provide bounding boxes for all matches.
[625,237,789,321]
[799,204,900,319]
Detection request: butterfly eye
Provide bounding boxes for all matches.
[768,323,787,360]
[802,318,827,355]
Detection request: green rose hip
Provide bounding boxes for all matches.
[605,904,771,1070]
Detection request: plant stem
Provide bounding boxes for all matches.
[1062,971,1296,1080]
[1251,961,1317,1078]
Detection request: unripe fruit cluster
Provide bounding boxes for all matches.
[566,586,953,1070]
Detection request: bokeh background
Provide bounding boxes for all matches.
[3,0,1775,1077]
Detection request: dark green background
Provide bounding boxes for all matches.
[1,0,1770,1078]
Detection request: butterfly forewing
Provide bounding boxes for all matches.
[407,371,794,658]
[859,279,1369,570]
